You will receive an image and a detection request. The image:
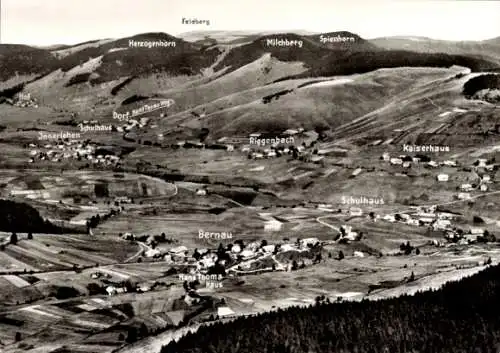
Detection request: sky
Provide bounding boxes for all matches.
[1,0,500,45]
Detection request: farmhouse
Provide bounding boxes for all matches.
[437,174,449,182]
[264,219,282,231]
[470,227,485,235]
[351,168,363,177]
[217,306,236,317]
[480,184,489,192]
[300,238,319,248]
[349,207,363,216]
[390,158,402,165]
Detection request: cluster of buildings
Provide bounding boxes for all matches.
[121,231,322,278]
[380,206,454,230]
[243,129,321,161]
[379,205,490,244]
[381,152,457,169]
[26,140,120,165]
[338,225,362,241]
[244,143,311,161]
[437,158,495,197]
[10,93,38,108]
[116,117,151,132]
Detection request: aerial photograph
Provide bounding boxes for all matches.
[0,0,500,352]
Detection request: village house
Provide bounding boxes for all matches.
[476,159,488,168]
[418,216,435,225]
[231,244,242,253]
[196,188,207,196]
[261,244,276,253]
[197,257,216,271]
[240,249,255,260]
[465,227,485,242]
[427,161,439,168]
[106,286,127,296]
[433,219,451,230]
[349,207,363,216]
[383,214,396,222]
[470,227,485,236]
[170,246,188,255]
[145,249,161,258]
[460,183,473,192]
[280,244,296,252]
[480,184,489,192]
[351,168,363,177]
[406,219,420,226]
[246,241,261,252]
[267,150,277,158]
[390,158,403,165]
[457,192,471,200]
[137,283,153,292]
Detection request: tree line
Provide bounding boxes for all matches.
[162,263,500,353]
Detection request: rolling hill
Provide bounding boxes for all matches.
[370,36,500,64]
[2,30,499,134]
[0,33,221,85]
[0,45,58,81]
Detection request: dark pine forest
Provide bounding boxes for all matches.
[162,264,500,353]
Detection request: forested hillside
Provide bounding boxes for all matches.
[463,74,500,97]
[162,264,500,353]
[0,199,62,233]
